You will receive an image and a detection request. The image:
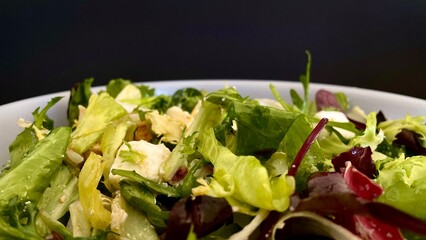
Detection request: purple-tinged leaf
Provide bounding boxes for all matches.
[294,193,364,234]
[164,196,233,239]
[307,172,353,197]
[394,129,426,156]
[332,146,377,179]
[315,89,343,111]
[376,111,387,124]
[294,163,426,239]
[347,117,366,130]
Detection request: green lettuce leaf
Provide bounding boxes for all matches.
[376,155,426,220]
[277,115,332,191]
[379,115,426,147]
[218,101,298,157]
[0,127,71,204]
[69,92,128,154]
[0,127,71,239]
[197,128,295,212]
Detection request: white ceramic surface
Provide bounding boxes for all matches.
[1,80,426,165]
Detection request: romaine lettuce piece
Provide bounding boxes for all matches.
[36,164,78,237]
[78,152,111,230]
[68,200,92,237]
[219,101,298,156]
[7,96,63,174]
[0,127,71,204]
[100,115,136,183]
[111,192,159,240]
[160,100,224,182]
[69,92,128,154]
[0,127,71,239]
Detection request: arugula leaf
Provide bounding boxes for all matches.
[112,169,179,197]
[32,96,62,130]
[120,180,169,228]
[7,127,37,174]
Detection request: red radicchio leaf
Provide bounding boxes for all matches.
[363,202,426,236]
[354,215,404,240]
[332,146,377,179]
[343,161,383,201]
[315,89,343,111]
[293,167,426,239]
[294,164,406,239]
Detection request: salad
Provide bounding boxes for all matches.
[1,53,426,240]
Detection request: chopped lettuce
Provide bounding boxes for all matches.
[111,192,159,240]
[0,127,71,239]
[197,128,295,212]
[7,97,63,172]
[100,115,136,182]
[160,100,224,182]
[0,127,71,204]
[69,92,128,154]
[78,152,111,230]
[36,164,78,237]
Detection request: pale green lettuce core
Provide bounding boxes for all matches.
[197,128,295,212]
[376,155,426,220]
[350,111,384,151]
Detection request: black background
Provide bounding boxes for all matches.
[1,0,426,105]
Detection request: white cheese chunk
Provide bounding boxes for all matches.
[314,110,355,139]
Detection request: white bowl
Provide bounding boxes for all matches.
[1,79,426,164]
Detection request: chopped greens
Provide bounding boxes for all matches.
[1,57,426,239]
